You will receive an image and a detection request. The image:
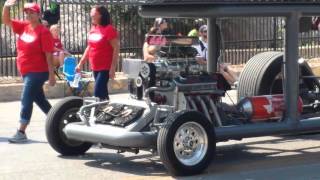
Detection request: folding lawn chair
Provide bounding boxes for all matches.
[62,56,93,97]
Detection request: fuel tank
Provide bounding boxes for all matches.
[238,94,303,122]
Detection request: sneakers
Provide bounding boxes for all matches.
[8,130,28,143]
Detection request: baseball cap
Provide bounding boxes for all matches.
[23,3,41,14]
[199,25,207,33]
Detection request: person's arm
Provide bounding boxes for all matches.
[196,57,207,65]
[76,46,90,72]
[40,28,56,86]
[45,52,56,86]
[109,38,120,79]
[193,45,207,65]
[219,63,238,85]
[195,53,207,65]
[143,42,156,62]
[2,0,16,27]
[226,65,239,82]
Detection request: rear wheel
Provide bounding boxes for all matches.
[237,51,320,108]
[157,111,215,176]
[46,97,92,155]
[237,51,284,100]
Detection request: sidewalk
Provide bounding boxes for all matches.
[0,73,129,102]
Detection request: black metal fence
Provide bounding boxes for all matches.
[1,1,320,77]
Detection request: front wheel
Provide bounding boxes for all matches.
[157,111,216,176]
[46,96,92,155]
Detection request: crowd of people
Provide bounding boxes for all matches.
[2,0,237,143]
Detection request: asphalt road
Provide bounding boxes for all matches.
[1,93,320,180]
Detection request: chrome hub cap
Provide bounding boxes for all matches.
[173,122,208,166]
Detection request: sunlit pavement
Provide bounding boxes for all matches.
[1,93,320,180]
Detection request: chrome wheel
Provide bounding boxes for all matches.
[173,122,208,166]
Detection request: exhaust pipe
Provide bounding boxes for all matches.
[186,96,198,110]
[64,123,157,148]
[196,95,212,123]
[205,96,223,126]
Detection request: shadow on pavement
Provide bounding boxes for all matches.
[0,137,47,144]
[60,152,168,176]
[0,137,9,143]
[197,134,320,177]
[53,134,320,178]
[24,139,48,144]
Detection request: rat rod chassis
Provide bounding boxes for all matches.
[46,0,320,176]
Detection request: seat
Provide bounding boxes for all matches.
[63,56,77,82]
[62,56,93,97]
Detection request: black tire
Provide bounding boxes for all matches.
[136,86,143,100]
[46,96,92,155]
[237,51,284,100]
[238,52,320,101]
[157,111,215,176]
[135,76,144,100]
[142,63,156,101]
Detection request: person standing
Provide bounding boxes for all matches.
[194,25,238,85]
[2,0,56,143]
[194,25,208,65]
[143,18,169,62]
[76,5,119,101]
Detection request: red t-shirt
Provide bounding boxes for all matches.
[88,25,118,71]
[11,20,54,76]
[53,38,63,56]
[53,38,63,49]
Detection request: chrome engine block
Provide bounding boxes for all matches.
[140,58,206,81]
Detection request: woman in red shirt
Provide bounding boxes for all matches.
[76,6,119,100]
[2,1,56,143]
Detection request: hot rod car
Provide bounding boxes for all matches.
[46,0,320,176]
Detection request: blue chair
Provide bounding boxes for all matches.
[62,56,93,97]
[63,56,77,83]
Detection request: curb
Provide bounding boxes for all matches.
[0,77,129,102]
